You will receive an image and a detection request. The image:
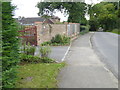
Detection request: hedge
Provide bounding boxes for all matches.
[80,25,90,35]
[2,2,20,88]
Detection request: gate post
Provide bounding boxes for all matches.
[35,22,43,46]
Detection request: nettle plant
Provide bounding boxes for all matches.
[22,42,35,55]
[40,46,51,58]
[39,46,55,63]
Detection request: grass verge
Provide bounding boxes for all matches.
[111,31,120,35]
[107,29,120,35]
[16,62,65,88]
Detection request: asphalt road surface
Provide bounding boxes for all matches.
[34,46,69,62]
[92,32,118,78]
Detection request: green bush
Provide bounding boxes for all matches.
[80,25,90,35]
[61,35,70,44]
[51,37,55,43]
[40,46,51,58]
[20,54,55,63]
[51,34,70,45]
[41,57,55,63]
[80,25,86,31]
[26,46,35,55]
[21,43,35,55]
[20,54,41,63]
[20,44,55,64]
[53,34,63,43]
[112,29,120,34]
[41,34,70,46]
[41,41,51,46]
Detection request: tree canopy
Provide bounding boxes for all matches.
[88,2,119,31]
[37,2,87,24]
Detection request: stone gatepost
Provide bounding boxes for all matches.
[35,22,43,46]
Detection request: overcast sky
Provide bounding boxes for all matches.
[11,0,102,21]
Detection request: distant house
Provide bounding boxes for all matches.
[43,19,54,24]
[15,16,60,26]
[51,16,60,23]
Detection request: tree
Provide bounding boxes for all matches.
[37,2,87,24]
[88,2,118,31]
[89,19,99,31]
[2,2,20,88]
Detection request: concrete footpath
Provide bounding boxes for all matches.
[57,32,118,88]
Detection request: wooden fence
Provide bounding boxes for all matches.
[18,26,37,46]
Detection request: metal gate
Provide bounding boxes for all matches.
[18,26,37,46]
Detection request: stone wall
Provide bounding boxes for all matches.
[50,24,67,37]
[35,22,80,45]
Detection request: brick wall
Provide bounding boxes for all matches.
[50,24,67,37]
[35,22,80,45]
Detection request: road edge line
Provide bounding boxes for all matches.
[61,42,72,62]
[89,36,92,48]
[89,32,118,79]
[89,32,95,48]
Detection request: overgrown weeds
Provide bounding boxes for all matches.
[40,46,51,58]
[20,43,55,64]
[41,34,70,46]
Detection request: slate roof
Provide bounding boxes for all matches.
[16,17,45,25]
[43,19,54,24]
[15,16,60,25]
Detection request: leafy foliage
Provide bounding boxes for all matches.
[37,2,87,24]
[89,19,99,31]
[2,2,20,88]
[40,46,51,58]
[50,34,70,45]
[21,42,35,55]
[20,53,55,63]
[41,57,55,63]
[111,29,120,34]
[41,34,70,46]
[88,2,119,31]
[80,25,90,35]
[20,54,41,63]
[41,41,51,46]
[51,34,62,43]
[20,41,54,63]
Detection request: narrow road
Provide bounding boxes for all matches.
[57,33,118,88]
[91,32,118,78]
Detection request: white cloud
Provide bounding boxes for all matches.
[85,0,101,4]
[12,0,69,21]
[11,0,101,21]
[12,0,40,17]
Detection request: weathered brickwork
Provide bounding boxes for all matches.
[35,22,80,45]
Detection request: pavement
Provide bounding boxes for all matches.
[57,32,118,88]
[91,32,118,78]
[34,46,69,62]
